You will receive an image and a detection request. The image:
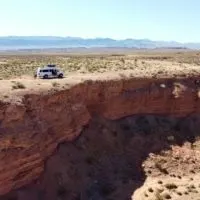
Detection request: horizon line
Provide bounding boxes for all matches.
[0,35,198,44]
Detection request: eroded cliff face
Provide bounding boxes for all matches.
[0,77,200,196]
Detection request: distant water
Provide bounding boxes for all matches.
[0,45,82,51]
[0,45,124,51]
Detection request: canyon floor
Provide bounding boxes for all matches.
[1,50,200,200]
[2,115,200,200]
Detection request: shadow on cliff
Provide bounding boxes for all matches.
[2,114,200,200]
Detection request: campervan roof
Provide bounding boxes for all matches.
[47,64,56,68]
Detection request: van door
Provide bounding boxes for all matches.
[52,69,57,76]
[48,69,53,77]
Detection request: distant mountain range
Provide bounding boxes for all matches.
[0,36,200,50]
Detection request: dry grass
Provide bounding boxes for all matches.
[0,54,136,79]
[0,50,200,79]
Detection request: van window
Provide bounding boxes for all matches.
[39,69,55,73]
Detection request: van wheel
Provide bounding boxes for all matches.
[43,75,48,79]
[58,74,63,78]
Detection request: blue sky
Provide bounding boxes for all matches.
[0,0,199,42]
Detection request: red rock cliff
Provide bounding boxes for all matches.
[0,77,199,195]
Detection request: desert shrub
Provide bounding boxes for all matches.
[165,183,177,190]
[155,162,169,174]
[176,191,182,196]
[163,193,171,199]
[119,73,127,79]
[144,192,148,197]
[148,187,154,193]
[154,190,163,200]
[120,58,125,64]
[12,82,26,89]
[52,82,60,87]
[188,184,196,189]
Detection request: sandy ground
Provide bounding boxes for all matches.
[133,141,200,200]
[133,175,200,200]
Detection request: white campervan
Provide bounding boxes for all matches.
[35,64,64,79]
